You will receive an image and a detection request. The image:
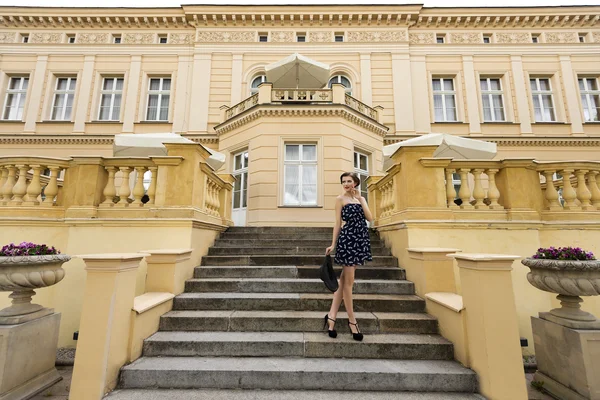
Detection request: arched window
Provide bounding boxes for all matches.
[250,74,267,95]
[328,75,352,95]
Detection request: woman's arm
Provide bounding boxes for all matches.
[325,198,343,255]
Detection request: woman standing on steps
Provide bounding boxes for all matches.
[324,172,373,341]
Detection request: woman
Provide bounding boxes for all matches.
[324,172,373,341]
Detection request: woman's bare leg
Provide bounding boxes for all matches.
[341,266,358,333]
[327,270,345,330]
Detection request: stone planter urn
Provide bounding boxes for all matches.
[521,257,600,329]
[0,254,70,324]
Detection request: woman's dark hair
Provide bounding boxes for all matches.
[340,172,360,188]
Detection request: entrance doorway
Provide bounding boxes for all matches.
[232,151,248,226]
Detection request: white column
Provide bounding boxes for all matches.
[122,55,142,133]
[188,53,212,133]
[24,55,48,132]
[462,55,481,134]
[559,55,584,134]
[411,55,431,134]
[510,55,533,134]
[391,53,415,134]
[359,53,373,106]
[230,54,244,106]
[73,55,95,133]
[172,55,192,134]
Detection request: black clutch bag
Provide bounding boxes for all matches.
[320,255,339,292]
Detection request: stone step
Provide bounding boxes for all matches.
[208,246,392,256]
[213,239,387,248]
[184,278,413,295]
[159,311,438,334]
[296,265,406,280]
[226,227,337,234]
[106,389,485,400]
[195,266,299,279]
[119,357,478,392]
[219,233,381,241]
[200,255,398,267]
[142,331,454,360]
[172,293,425,313]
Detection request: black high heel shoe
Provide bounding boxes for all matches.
[323,314,337,338]
[348,321,364,341]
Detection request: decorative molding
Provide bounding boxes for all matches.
[77,33,109,44]
[30,32,61,44]
[0,31,15,43]
[545,32,578,43]
[270,31,294,42]
[384,136,600,147]
[594,32,600,43]
[450,32,481,44]
[347,30,406,42]
[169,32,193,44]
[409,32,435,44]
[123,33,155,44]
[308,31,331,42]
[495,32,531,44]
[196,31,255,42]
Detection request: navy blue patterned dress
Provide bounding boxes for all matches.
[334,203,373,266]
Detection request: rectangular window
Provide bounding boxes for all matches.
[436,35,445,44]
[432,77,457,122]
[480,77,505,122]
[578,33,587,43]
[158,34,168,44]
[483,35,491,44]
[532,34,540,43]
[354,151,369,201]
[296,34,306,43]
[579,77,599,122]
[530,78,556,122]
[335,34,344,42]
[20,34,29,43]
[98,77,124,121]
[284,144,317,206]
[112,34,122,44]
[258,33,268,42]
[2,76,28,120]
[51,77,77,121]
[66,34,76,44]
[146,77,170,121]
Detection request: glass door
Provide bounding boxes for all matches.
[232,151,249,226]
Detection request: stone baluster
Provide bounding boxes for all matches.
[575,169,593,210]
[486,169,502,210]
[472,169,486,209]
[146,166,157,205]
[10,165,30,205]
[101,167,117,206]
[42,166,60,206]
[541,170,562,211]
[0,167,7,205]
[1,165,17,205]
[132,167,146,206]
[588,171,600,209]
[24,164,43,206]
[117,167,132,206]
[457,168,473,209]
[559,169,580,210]
[445,169,459,209]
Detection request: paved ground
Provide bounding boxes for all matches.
[31,367,558,399]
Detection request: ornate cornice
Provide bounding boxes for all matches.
[0,134,220,146]
[383,135,600,147]
[215,105,388,137]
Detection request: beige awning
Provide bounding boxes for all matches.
[265,53,330,89]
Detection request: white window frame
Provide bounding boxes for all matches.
[328,75,352,95]
[145,77,171,122]
[283,143,317,206]
[432,77,458,122]
[353,150,369,201]
[531,77,556,122]
[2,76,28,121]
[98,77,124,121]
[50,77,77,121]
[250,74,266,95]
[480,77,506,122]
[579,77,599,122]
[232,150,249,210]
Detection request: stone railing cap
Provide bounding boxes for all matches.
[141,249,193,255]
[133,292,175,314]
[425,292,464,313]
[76,253,146,261]
[449,253,521,261]
[408,248,462,253]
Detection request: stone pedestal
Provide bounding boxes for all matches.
[532,316,600,400]
[0,313,61,400]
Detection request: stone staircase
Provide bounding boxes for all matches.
[106,227,482,399]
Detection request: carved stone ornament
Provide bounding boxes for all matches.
[545,32,578,44]
[409,32,435,44]
[270,31,294,43]
[347,31,406,42]
[30,33,62,44]
[169,33,193,45]
[123,33,155,44]
[309,31,332,43]
[196,31,256,43]
[450,32,481,44]
[495,32,531,44]
[594,32,600,43]
[0,32,15,43]
[77,33,109,44]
